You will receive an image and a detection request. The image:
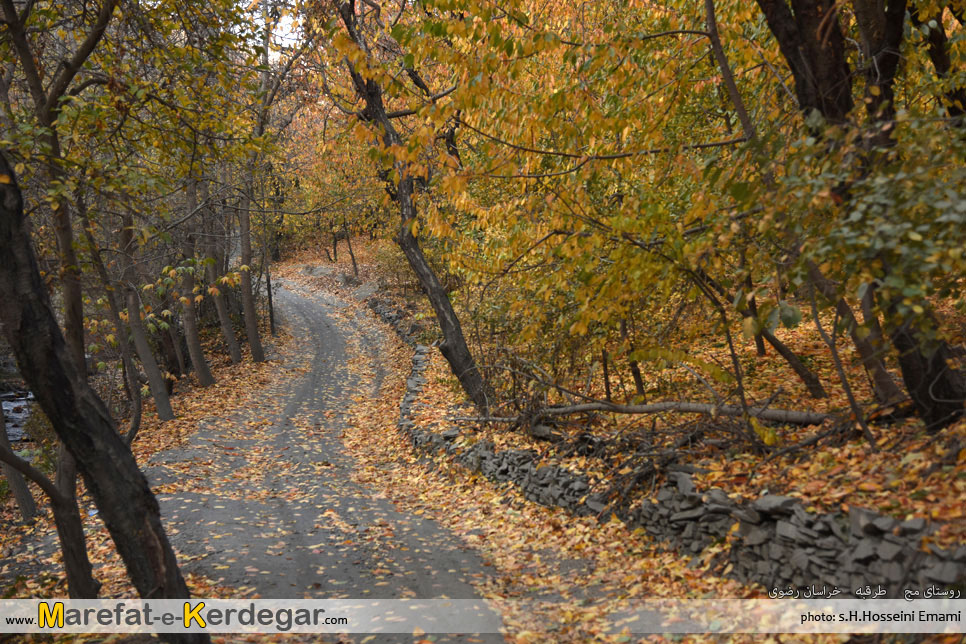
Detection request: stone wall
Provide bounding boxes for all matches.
[369,297,966,597]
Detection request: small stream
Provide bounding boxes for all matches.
[2,388,34,443]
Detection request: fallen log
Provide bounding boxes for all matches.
[463,401,831,426]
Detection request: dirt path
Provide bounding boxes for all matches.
[142,281,502,640]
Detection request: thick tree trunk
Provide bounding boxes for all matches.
[0,404,37,522]
[890,319,965,431]
[754,0,854,123]
[911,8,966,123]
[0,153,208,644]
[238,191,265,362]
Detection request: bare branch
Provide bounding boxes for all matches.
[470,400,830,426]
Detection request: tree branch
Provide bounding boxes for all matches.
[43,0,120,121]
[470,400,830,426]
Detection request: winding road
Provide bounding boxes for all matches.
[143,281,502,641]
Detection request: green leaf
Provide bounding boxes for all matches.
[778,301,802,328]
[728,181,749,202]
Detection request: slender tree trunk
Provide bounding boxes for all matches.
[0,411,100,598]
[601,349,612,402]
[697,269,828,398]
[80,203,146,439]
[0,154,208,643]
[52,443,102,598]
[807,262,904,404]
[120,358,143,444]
[204,211,242,364]
[344,217,358,278]
[180,181,215,386]
[744,274,766,356]
[0,404,37,522]
[180,259,215,387]
[50,484,102,598]
[238,190,265,362]
[620,319,647,401]
[336,2,489,411]
[161,319,187,378]
[265,254,276,337]
[121,215,175,420]
[759,327,828,398]
[396,178,490,411]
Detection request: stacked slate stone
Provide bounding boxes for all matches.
[631,472,737,555]
[367,297,416,347]
[378,291,966,597]
[726,496,965,597]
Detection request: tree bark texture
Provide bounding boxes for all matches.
[0,153,209,643]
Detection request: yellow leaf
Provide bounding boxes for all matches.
[741,316,757,339]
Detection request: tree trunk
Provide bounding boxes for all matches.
[0,153,209,644]
[80,205,148,438]
[205,218,242,364]
[121,215,175,420]
[128,289,177,412]
[890,319,965,431]
[180,263,215,387]
[238,190,265,362]
[167,329,187,376]
[743,275,766,356]
[50,486,102,598]
[620,319,647,401]
[396,178,490,412]
[54,444,103,598]
[180,181,215,386]
[697,269,828,398]
[759,327,828,398]
[0,414,100,598]
[344,217,358,278]
[266,253,276,337]
[335,2,490,412]
[910,7,966,124]
[807,262,904,404]
[754,0,854,123]
[601,349,612,402]
[0,404,37,522]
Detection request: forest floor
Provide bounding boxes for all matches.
[0,247,761,643]
[2,238,963,643]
